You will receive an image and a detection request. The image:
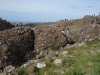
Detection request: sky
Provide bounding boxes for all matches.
[0,0,100,22]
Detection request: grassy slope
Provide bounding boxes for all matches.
[39,40,100,75]
[16,40,100,75]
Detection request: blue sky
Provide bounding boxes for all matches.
[0,0,100,22]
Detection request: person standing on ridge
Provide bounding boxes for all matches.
[61,28,71,44]
[66,28,71,42]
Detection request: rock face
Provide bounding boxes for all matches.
[75,24,100,42]
[0,18,14,31]
[0,26,35,51]
[0,27,35,70]
[0,39,27,69]
[33,25,67,52]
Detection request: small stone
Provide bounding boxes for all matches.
[10,69,18,75]
[3,65,14,73]
[27,65,34,73]
[37,62,46,68]
[21,63,28,68]
[88,61,93,66]
[44,71,48,75]
[62,51,68,56]
[90,51,96,55]
[53,69,65,74]
[78,42,85,47]
[97,50,100,52]
[53,59,63,66]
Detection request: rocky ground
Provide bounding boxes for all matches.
[0,15,100,75]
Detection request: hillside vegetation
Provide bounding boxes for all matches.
[16,40,100,75]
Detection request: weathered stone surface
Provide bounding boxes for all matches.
[0,26,35,51]
[45,50,58,59]
[33,25,67,52]
[53,59,63,66]
[0,27,35,69]
[3,65,14,73]
[27,65,35,74]
[53,69,65,75]
[75,24,100,42]
[44,71,48,75]
[36,62,46,68]
[0,39,27,69]
[62,51,68,56]
[3,65,18,75]
[21,60,35,69]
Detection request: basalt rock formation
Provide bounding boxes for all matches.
[33,24,67,52]
[0,26,35,52]
[0,39,27,69]
[75,24,100,42]
[0,27,35,70]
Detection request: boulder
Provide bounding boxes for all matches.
[21,60,35,69]
[3,65,14,73]
[36,62,46,68]
[62,51,68,56]
[26,65,35,74]
[53,59,63,66]
[45,50,58,59]
[33,25,67,52]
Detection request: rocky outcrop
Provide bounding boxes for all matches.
[82,15,100,25]
[0,26,35,52]
[33,24,67,52]
[0,27,35,70]
[75,24,100,42]
[0,18,14,31]
[0,39,27,69]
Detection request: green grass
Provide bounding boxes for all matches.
[39,40,100,75]
[16,67,28,75]
[16,40,100,75]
